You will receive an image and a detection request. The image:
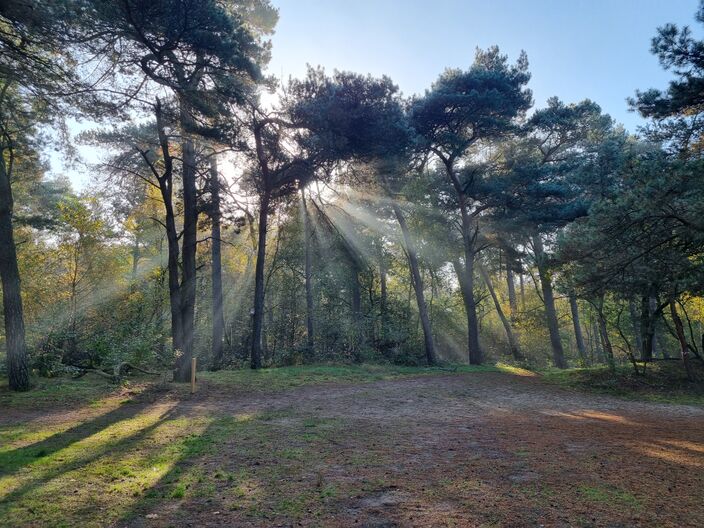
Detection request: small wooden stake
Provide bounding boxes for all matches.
[191,357,197,394]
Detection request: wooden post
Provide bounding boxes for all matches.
[191,357,197,394]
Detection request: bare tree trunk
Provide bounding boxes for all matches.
[152,101,183,357]
[131,233,140,284]
[392,203,436,365]
[670,300,695,381]
[0,153,29,391]
[569,293,587,364]
[506,267,518,317]
[652,296,671,359]
[379,252,387,340]
[209,157,226,370]
[591,312,603,362]
[628,298,643,357]
[479,264,523,361]
[533,235,566,368]
[351,266,363,361]
[301,189,314,355]
[519,262,526,312]
[250,190,270,369]
[442,156,482,365]
[597,311,615,369]
[459,202,482,364]
[174,127,198,382]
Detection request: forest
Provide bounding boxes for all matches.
[1,1,704,527]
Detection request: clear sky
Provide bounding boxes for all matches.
[62,0,700,190]
[266,0,700,131]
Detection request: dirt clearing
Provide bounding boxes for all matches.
[1,369,703,527]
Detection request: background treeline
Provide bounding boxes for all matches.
[2,0,704,391]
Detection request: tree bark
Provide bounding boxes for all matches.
[569,293,587,365]
[379,251,387,340]
[597,306,615,369]
[442,158,482,364]
[351,265,363,361]
[173,114,198,382]
[533,235,566,368]
[392,203,436,365]
[151,101,184,357]
[301,189,314,355]
[0,150,29,391]
[670,300,695,381]
[130,233,140,284]
[628,298,643,358]
[479,264,523,361]
[506,267,518,317]
[458,202,482,364]
[250,189,270,369]
[519,262,526,312]
[209,156,225,370]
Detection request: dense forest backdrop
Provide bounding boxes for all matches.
[2,0,704,391]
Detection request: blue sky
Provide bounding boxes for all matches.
[267,0,700,131]
[63,1,700,189]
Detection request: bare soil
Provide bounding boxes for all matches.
[6,371,704,527]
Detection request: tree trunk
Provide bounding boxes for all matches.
[519,263,526,312]
[640,296,654,361]
[651,296,670,359]
[0,154,29,391]
[569,293,587,365]
[597,307,615,369]
[131,233,140,284]
[628,298,643,357]
[379,252,387,342]
[479,264,523,361]
[251,189,270,369]
[506,267,518,317]
[458,201,482,364]
[209,157,225,370]
[153,101,183,356]
[442,157,483,365]
[591,313,603,362]
[392,203,436,365]
[174,125,198,382]
[533,235,566,368]
[351,266,363,361]
[670,300,695,381]
[301,190,314,355]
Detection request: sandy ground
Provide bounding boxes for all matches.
[4,371,704,527]
[134,372,704,527]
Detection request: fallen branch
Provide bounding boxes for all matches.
[71,362,162,383]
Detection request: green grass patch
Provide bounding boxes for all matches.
[0,375,151,411]
[578,484,642,509]
[200,363,503,393]
[541,362,704,405]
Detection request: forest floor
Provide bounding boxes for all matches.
[1,364,703,527]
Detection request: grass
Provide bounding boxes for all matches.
[0,362,524,413]
[0,374,156,411]
[0,361,699,526]
[577,484,642,510]
[199,362,503,393]
[541,361,704,405]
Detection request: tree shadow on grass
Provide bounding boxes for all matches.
[0,404,186,523]
[114,412,268,527]
[0,399,154,477]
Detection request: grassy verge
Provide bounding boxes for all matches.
[1,362,512,413]
[0,375,160,412]
[198,363,506,393]
[540,361,704,405]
